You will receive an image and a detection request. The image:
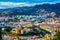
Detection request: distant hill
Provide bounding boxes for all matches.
[0,3,60,17]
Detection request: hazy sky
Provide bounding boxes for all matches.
[0,0,60,9]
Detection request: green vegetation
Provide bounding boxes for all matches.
[33,27,50,37]
[2,26,12,34]
[1,26,51,39]
[53,30,60,40]
[0,28,3,40]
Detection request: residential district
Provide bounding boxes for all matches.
[0,15,60,40]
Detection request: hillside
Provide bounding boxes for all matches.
[0,3,60,17]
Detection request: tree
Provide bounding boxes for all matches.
[2,26,12,34]
[0,28,3,40]
[53,30,60,40]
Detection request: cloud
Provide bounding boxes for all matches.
[0,2,60,9]
[0,2,37,9]
[0,2,36,7]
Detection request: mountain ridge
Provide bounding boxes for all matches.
[0,3,60,17]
